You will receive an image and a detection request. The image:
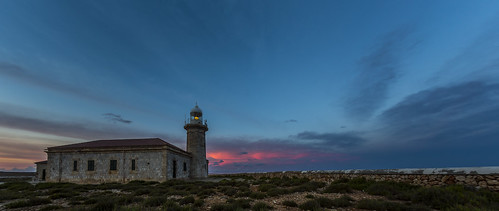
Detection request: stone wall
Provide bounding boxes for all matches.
[222,167,499,191]
[47,149,168,183]
[34,163,47,181]
[185,124,208,179]
[166,150,191,179]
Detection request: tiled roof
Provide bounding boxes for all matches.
[47,138,187,153]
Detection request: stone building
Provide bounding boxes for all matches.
[35,105,209,183]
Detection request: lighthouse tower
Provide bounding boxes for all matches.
[184,104,208,178]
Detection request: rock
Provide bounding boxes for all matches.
[486,180,499,185]
[455,176,465,182]
[479,181,488,188]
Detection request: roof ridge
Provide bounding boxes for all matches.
[47,138,187,153]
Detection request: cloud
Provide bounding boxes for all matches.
[0,62,141,111]
[0,106,166,141]
[379,80,499,143]
[295,131,367,148]
[344,26,419,121]
[284,119,297,123]
[348,80,499,168]
[212,160,224,166]
[0,62,106,102]
[431,23,499,84]
[103,113,132,124]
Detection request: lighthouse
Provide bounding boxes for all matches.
[184,104,208,178]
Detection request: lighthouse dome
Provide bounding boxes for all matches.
[190,105,202,114]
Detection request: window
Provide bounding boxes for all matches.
[73,160,78,171]
[88,160,95,171]
[183,162,187,172]
[110,160,117,171]
[131,159,136,171]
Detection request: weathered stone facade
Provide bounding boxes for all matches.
[34,161,47,181]
[45,146,191,183]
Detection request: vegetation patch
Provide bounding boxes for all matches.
[39,205,63,211]
[282,200,298,207]
[356,199,430,211]
[5,197,51,209]
[298,199,321,211]
[323,183,353,193]
[252,202,273,211]
[1,175,497,211]
[143,196,168,207]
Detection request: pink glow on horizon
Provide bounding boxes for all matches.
[207,149,353,168]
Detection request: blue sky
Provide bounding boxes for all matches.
[1,0,499,173]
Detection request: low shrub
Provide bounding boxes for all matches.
[69,196,86,205]
[133,188,151,195]
[347,177,374,190]
[97,182,122,190]
[282,200,298,207]
[235,190,252,197]
[323,183,353,193]
[305,194,315,199]
[0,189,23,202]
[249,191,267,199]
[266,188,289,197]
[210,203,238,211]
[49,192,76,199]
[252,202,272,211]
[220,186,238,196]
[92,199,118,211]
[331,178,350,184]
[258,184,277,192]
[117,195,144,205]
[197,188,216,197]
[162,200,182,210]
[179,196,195,205]
[2,181,35,191]
[143,196,168,207]
[299,199,321,211]
[315,197,335,208]
[356,199,429,211]
[5,197,51,209]
[331,195,353,207]
[39,205,63,211]
[365,181,419,201]
[227,198,252,209]
[194,199,204,207]
[84,198,98,205]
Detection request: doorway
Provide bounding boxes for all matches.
[42,169,46,180]
[172,160,177,179]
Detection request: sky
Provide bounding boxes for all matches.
[1,0,499,173]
